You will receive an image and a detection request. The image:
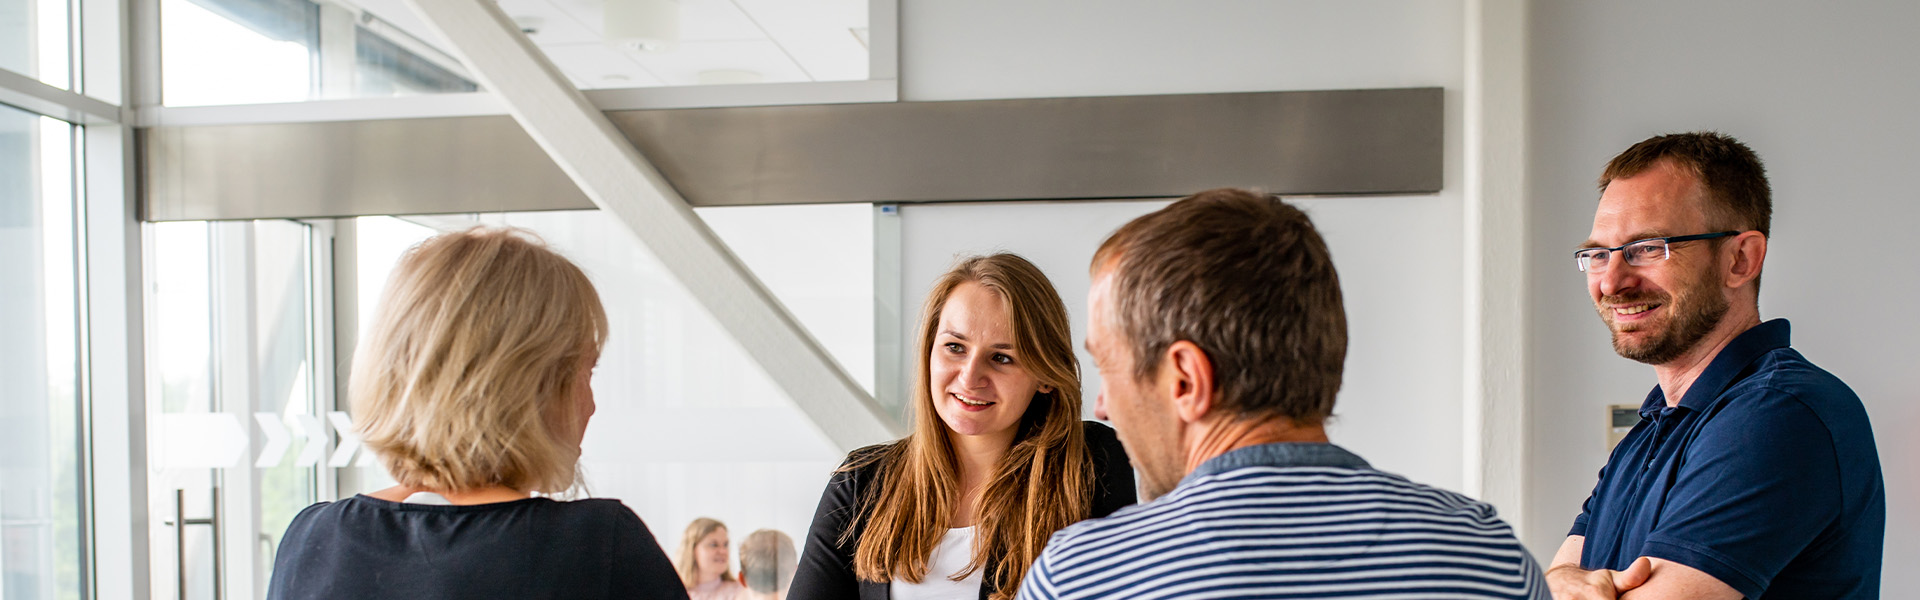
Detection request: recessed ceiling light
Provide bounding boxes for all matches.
[513,15,544,35]
[606,0,680,52]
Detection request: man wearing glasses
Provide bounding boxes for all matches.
[1545,132,1884,600]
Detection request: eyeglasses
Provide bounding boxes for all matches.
[1574,231,1739,273]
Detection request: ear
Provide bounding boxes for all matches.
[1037,383,1055,394]
[1160,341,1216,424]
[1724,231,1767,290]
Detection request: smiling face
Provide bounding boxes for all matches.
[1587,160,1732,365]
[696,528,730,580]
[929,282,1049,444]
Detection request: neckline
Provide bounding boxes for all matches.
[352,493,549,510]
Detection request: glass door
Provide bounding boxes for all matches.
[0,101,87,600]
[145,220,332,600]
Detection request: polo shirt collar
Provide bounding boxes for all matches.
[1178,442,1371,489]
[1640,318,1793,416]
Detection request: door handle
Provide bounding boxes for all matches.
[170,488,223,600]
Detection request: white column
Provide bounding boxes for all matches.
[1463,0,1531,535]
[84,122,151,600]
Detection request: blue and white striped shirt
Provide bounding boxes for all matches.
[1018,443,1548,600]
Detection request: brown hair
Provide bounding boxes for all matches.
[1600,131,1772,290]
[675,517,732,588]
[848,254,1092,600]
[351,227,606,496]
[1092,188,1347,425]
[1599,131,1771,237]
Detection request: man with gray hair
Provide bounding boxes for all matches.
[1018,188,1547,599]
[738,529,797,600]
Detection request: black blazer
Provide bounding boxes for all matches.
[789,421,1135,600]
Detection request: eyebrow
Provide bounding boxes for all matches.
[1578,231,1673,250]
[941,330,1013,350]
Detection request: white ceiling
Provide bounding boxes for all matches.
[338,0,868,89]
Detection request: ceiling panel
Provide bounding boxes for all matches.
[317,0,867,90]
[733,0,866,81]
[496,0,601,45]
[541,42,669,88]
[627,39,810,85]
[545,0,764,42]
[679,0,766,41]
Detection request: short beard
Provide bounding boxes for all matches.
[1605,280,1730,365]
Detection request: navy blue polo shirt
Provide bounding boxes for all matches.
[1570,319,1884,598]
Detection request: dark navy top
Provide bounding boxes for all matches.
[1570,319,1884,599]
[266,495,689,600]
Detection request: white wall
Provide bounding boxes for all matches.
[1524,0,1920,583]
[896,0,1471,492]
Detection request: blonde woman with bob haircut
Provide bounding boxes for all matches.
[790,253,1135,600]
[266,227,688,600]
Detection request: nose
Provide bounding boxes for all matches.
[959,356,990,388]
[1595,257,1641,298]
[1093,391,1109,420]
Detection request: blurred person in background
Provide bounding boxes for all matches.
[679,518,745,600]
[790,253,1135,600]
[266,227,687,600]
[738,529,798,600]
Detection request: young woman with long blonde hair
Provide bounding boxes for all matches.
[789,253,1135,600]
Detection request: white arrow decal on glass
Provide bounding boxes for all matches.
[293,414,327,467]
[254,413,291,467]
[328,411,362,467]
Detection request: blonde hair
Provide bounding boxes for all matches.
[675,517,732,588]
[350,227,607,496]
[848,253,1092,600]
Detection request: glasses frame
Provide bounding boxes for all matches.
[1574,231,1740,273]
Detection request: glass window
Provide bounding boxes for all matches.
[161,0,478,106]
[159,0,869,105]
[0,104,85,599]
[159,0,315,106]
[0,0,72,87]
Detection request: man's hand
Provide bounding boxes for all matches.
[1546,556,1651,600]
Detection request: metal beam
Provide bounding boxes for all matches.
[398,0,903,450]
[144,87,1444,221]
[141,116,590,221]
[612,88,1442,206]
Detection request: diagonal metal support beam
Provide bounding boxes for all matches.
[400,0,903,450]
